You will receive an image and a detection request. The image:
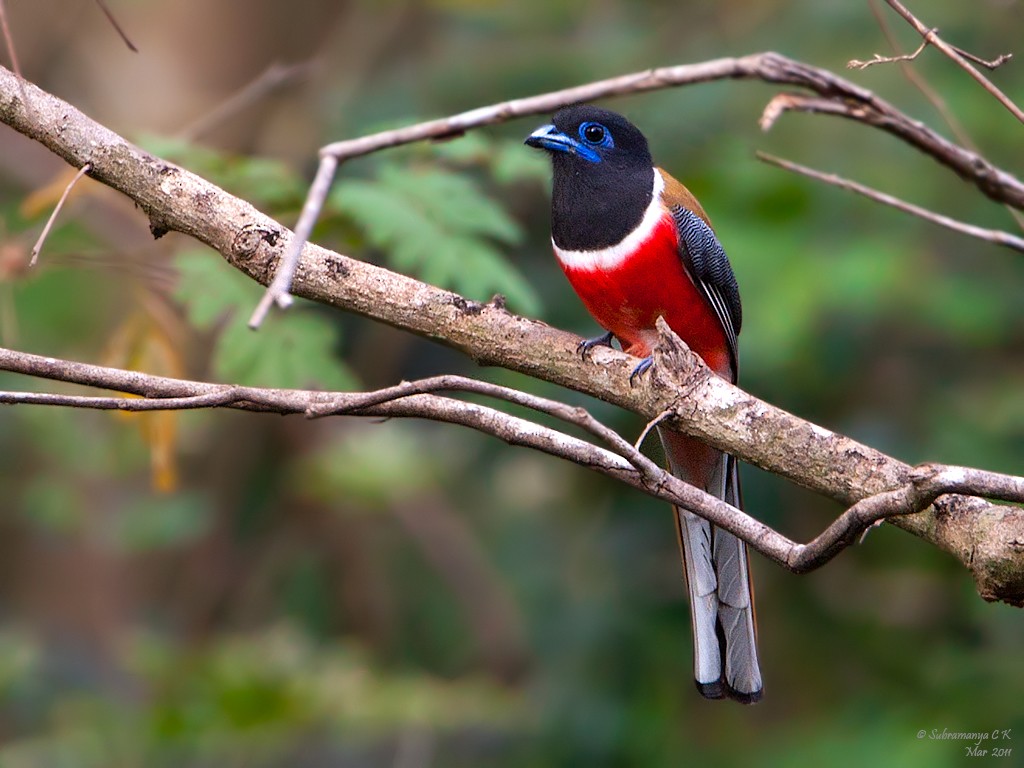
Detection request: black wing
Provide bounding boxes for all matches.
[669,205,742,378]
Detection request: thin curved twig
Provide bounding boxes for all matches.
[848,38,931,71]
[1,346,1022,575]
[859,0,1024,233]
[178,60,316,142]
[249,154,337,323]
[0,0,29,118]
[790,464,1024,572]
[635,410,674,452]
[29,163,92,265]
[757,152,1024,253]
[93,0,138,52]
[865,0,975,149]
[881,0,1022,124]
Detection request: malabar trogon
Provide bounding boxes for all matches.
[526,105,763,703]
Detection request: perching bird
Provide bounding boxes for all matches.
[526,105,762,703]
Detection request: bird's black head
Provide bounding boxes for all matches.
[525,105,653,167]
[526,105,655,251]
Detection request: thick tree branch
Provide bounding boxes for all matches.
[1,63,1023,604]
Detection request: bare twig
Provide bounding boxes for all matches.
[29,163,92,266]
[0,0,18,75]
[754,88,1024,212]
[948,45,1013,71]
[0,0,28,116]
[0,388,242,411]
[635,410,673,452]
[757,152,1024,253]
[179,60,317,142]
[881,0,1022,124]
[94,0,138,52]
[865,0,1024,233]
[865,0,975,151]
[1,346,1021,575]
[848,38,930,70]
[846,19,1012,74]
[248,153,337,325]
[790,464,1024,572]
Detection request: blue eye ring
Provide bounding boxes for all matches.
[579,121,613,148]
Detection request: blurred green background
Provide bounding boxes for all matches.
[0,0,1022,765]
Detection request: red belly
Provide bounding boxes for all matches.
[560,215,732,378]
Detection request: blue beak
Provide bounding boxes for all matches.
[525,124,574,153]
[525,124,601,162]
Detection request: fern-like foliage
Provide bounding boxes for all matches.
[331,137,542,315]
[174,250,355,390]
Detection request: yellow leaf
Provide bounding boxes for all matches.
[102,292,189,493]
[19,168,97,219]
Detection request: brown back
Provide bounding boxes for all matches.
[657,168,712,228]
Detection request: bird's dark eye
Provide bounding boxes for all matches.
[579,121,611,146]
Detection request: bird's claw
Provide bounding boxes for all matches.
[577,331,614,359]
[629,356,654,385]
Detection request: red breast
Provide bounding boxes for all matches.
[554,180,733,377]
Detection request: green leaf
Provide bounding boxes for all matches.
[217,156,305,211]
[137,134,303,211]
[332,179,439,271]
[137,134,212,165]
[174,250,355,389]
[426,132,551,185]
[490,140,552,185]
[379,165,521,245]
[174,250,259,330]
[215,312,355,390]
[426,131,492,165]
[420,236,540,314]
[331,163,541,313]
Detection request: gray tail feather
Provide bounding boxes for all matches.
[666,438,763,703]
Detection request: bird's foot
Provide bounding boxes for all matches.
[577,331,615,359]
[629,356,654,385]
